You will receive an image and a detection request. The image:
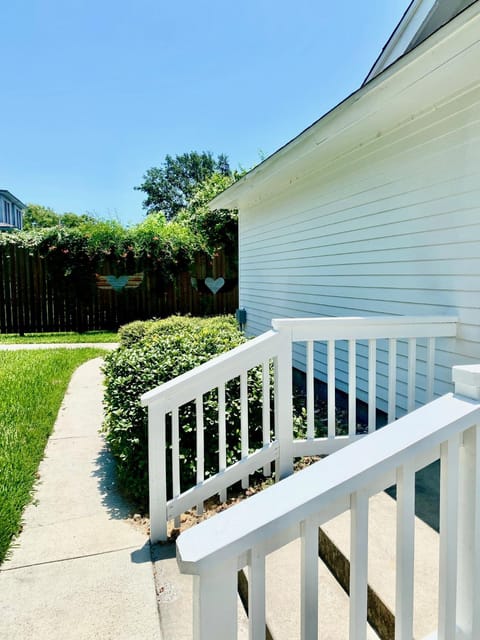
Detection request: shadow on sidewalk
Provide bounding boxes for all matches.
[130,541,176,565]
[92,444,133,520]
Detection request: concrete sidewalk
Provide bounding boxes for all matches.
[0,357,162,640]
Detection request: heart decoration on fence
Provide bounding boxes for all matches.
[96,273,144,292]
[205,277,225,295]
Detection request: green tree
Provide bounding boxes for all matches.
[60,212,96,228]
[177,172,240,254]
[22,204,59,230]
[135,151,231,220]
[22,204,96,231]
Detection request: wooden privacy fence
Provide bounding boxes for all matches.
[0,244,238,333]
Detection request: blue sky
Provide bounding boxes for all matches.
[1,1,408,225]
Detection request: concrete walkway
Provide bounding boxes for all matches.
[0,357,162,640]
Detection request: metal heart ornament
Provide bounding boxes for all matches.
[105,275,129,292]
[96,273,144,292]
[205,277,225,295]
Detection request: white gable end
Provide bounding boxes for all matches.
[365,0,478,83]
[212,2,480,416]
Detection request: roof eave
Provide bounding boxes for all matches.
[0,190,26,209]
[209,1,480,211]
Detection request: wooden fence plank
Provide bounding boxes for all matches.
[0,245,238,333]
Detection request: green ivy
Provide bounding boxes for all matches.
[0,215,204,282]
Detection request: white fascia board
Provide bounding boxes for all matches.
[209,1,480,212]
[364,0,436,84]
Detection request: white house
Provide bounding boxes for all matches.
[141,4,480,638]
[0,190,25,231]
[209,0,480,415]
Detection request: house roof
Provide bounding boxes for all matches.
[209,0,480,211]
[364,0,479,83]
[0,190,26,210]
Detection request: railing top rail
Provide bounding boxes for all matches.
[141,329,281,409]
[272,315,458,341]
[141,315,458,409]
[177,391,479,574]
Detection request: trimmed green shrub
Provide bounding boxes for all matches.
[102,315,266,509]
[117,319,156,348]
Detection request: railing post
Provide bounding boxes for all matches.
[148,402,168,543]
[274,326,294,480]
[193,560,238,640]
[453,365,480,639]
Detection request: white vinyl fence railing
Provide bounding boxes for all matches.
[176,364,480,640]
[141,315,457,542]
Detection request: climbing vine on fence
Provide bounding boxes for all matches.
[0,214,206,282]
[0,210,239,333]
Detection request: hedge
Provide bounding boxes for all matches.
[102,316,266,509]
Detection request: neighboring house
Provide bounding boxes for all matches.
[209,0,480,415]
[0,190,25,231]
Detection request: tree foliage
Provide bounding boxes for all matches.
[22,203,96,231]
[176,172,240,254]
[8,148,241,283]
[22,204,59,230]
[1,213,202,282]
[135,151,231,219]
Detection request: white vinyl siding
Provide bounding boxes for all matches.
[239,82,480,415]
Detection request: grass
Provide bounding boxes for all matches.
[0,330,118,344]
[0,348,107,564]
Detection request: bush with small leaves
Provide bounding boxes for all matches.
[102,315,266,510]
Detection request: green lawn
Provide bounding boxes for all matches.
[0,348,106,564]
[0,330,118,344]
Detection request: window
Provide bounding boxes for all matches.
[4,201,11,225]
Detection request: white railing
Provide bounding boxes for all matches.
[176,364,480,640]
[141,315,457,542]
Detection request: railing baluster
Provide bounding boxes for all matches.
[148,403,167,543]
[241,371,249,489]
[218,383,227,503]
[438,434,460,640]
[426,337,435,402]
[193,560,238,640]
[453,366,480,636]
[350,491,369,640]
[307,341,315,439]
[273,330,293,480]
[407,338,416,413]
[172,407,181,528]
[457,424,480,637]
[248,544,266,640]
[368,339,376,432]
[348,340,357,436]
[144,316,458,547]
[328,339,336,438]
[196,395,204,515]
[301,517,318,640]
[388,338,397,422]
[395,463,415,640]
[262,360,271,477]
